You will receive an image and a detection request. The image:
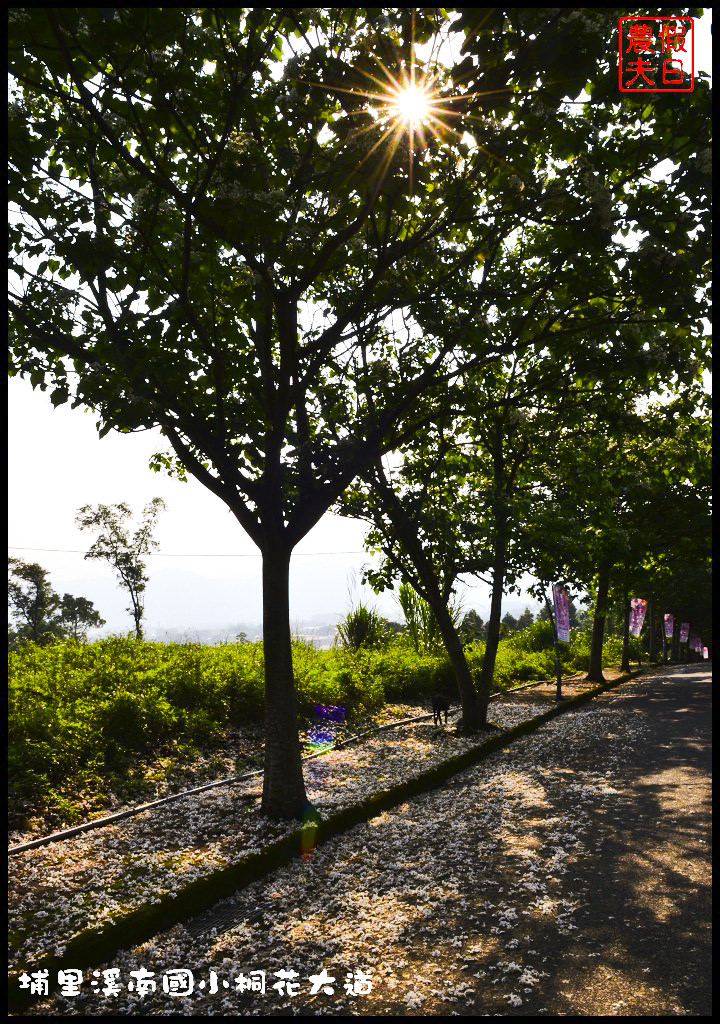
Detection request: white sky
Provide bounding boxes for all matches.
[7,12,712,636]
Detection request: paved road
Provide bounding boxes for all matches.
[514,664,712,1017]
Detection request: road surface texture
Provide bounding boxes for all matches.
[27,664,711,1016]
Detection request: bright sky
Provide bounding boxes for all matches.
[8,12,712,636]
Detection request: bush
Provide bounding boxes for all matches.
[97,688,178,751]
[602,634,625,665]
[507,619,556,654]
[335,602,387,651]
[565,629,589,671]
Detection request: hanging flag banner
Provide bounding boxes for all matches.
[553,584,570,643]
[703,647,709,659]
[629,598,648,637]
[679,622,690,643]
[663,613,674,639]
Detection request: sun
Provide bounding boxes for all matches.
[305,35,471,194]
[389,84,431,125]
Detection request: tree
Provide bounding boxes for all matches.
[527,389,711,680]
[5,8,546,813]
[459,610,486,646]
[9,9,710,816]
[606,402,712,669]
[343,454,485,729]
[8,558,62,646]
[516,607,535,631]
[501,612,519,635]
[7,9,519,816]
[75,499,165,639]
[59,593,106,641]
[8,557,104,648]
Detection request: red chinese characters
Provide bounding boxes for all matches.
[619,17,694,93]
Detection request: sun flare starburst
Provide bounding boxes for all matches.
[389,84,432,124]
[302,20,503,196]
[337,61,463,193]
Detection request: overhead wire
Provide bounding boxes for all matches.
[8,546,367,557]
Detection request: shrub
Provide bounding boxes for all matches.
[7,620,635,830]
[97,688,178,752]
[602,634,625,665]
[335,602,386,651]
[507,619,556,654]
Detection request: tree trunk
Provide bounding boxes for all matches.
[544,591,564,701]
[128,585,143,640]
[260,542,308,819]
[647,600,657,662]
[621,589,631,673]
[477,524,507,723]
[424,589,482,732]
[586,559,611,682]
[371,463,482,731]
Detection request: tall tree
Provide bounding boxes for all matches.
[75,499,165,639]
[8,558,62,646]
[458,610,487,646]
[342,443,490,731]
[500,612,519,635]
[59,593,106,641]
[528,391,711,680]
[516,607,535,631]
[2,9,567,812]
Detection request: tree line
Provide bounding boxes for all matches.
[9,9,710,818]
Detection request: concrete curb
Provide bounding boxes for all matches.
[8,669,640,1014]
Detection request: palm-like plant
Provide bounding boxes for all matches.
[335,601,386,652]
[397,582,462,655]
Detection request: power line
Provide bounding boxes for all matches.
[8,545,368,557]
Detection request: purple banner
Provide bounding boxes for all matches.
[629,598,648,637]
[553,584,570,643]
[663,613,674,639]
[679,622,690,644]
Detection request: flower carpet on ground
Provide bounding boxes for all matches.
[9,672,670,1016]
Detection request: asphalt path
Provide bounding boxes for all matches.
[509,664,712,1017]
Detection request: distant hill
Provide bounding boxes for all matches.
[149,617,343,648]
